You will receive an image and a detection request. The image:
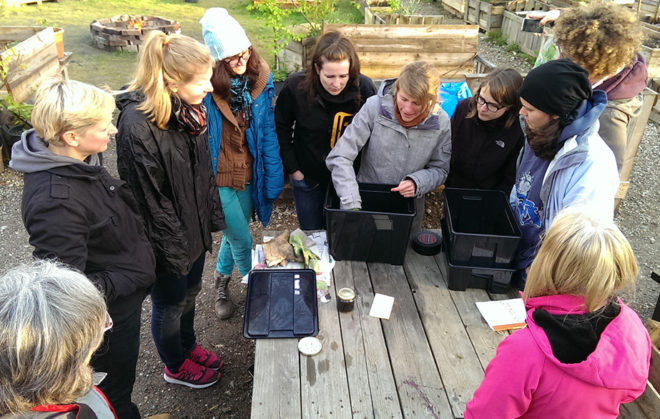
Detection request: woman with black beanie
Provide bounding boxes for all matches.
[511,58,619,289]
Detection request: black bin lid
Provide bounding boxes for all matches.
[243,269,318,339]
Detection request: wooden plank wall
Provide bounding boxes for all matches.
[500,10,545,55]
[0,26,60,103]
[464,0,507,32]
[324,23,479,80]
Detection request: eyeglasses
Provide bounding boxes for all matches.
[476,94,505,113]
[224,48,251,66]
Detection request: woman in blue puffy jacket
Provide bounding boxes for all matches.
[200,8,283,320]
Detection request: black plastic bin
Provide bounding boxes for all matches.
[441,220,515,293]
[444,188,521,268]
[243,269,318,339]
[324,183,415,265]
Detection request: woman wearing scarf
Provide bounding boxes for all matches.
[200,8,283,320]
[116,31,226,389]
[326,61,451,220]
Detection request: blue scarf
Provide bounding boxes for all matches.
[229,75,253,124]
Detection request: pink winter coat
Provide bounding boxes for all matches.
[465,294,651,418]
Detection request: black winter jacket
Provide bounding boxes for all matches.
[275,71,376,184]
[446,98,524,192]
[116,91,225,277]
[12,130,155,322]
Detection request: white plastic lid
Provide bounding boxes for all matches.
[298,337,322,356]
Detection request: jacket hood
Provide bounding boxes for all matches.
[598,53,648,101]
[525,295,650,392]
[559,90,607,142]
[377,78,396,97]
[9,129,100,173]
[116,89,145,112]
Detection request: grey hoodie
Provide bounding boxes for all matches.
[326,79,451,209]
[10,128,100,173]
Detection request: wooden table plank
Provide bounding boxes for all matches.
[300,279,352,418]
[334,260,403,418]
[433,251,508,370]
[404,249,487,418]
[252,339,301,418]
[368,262,454,419]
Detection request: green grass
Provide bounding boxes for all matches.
[0,0,361,90]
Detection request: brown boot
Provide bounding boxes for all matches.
[214,271,234,320]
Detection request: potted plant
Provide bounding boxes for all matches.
[0,94,32,165]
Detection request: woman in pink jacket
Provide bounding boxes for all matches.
[465,207,651,418]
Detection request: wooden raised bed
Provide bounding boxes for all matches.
[276,36,317,73]
[356,0,389,14]
[443,0,468,18]
[364,7,445,24]
[464,0,508,32]
[323,23,481,80]
[642,21,660,80]
[1,26,61,103]
[2,0,59,7]
[252,0,316,8]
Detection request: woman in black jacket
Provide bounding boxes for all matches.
[116,31,226,390]
[446,68,524,192]
[275,31,376,229]
[10,78,155,418]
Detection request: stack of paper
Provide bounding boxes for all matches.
[475,298,527,332]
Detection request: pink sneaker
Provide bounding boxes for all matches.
[163,358,219,389]
[189,344,224,370]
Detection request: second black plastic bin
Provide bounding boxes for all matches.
[443,188,521,268]
[324,183,416,265]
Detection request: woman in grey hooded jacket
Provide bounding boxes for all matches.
[326,61,451,211]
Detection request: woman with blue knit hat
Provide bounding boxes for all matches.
[511,58,619,289]
[200,8,283,320]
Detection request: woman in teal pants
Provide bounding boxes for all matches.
[201,8,283,319]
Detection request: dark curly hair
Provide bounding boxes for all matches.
[554,3,643,81]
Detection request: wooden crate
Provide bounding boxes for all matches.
[1,26,61,103]
[252,0,316,8]
[357,0,389,14]
[275,36,317,72]
[500,10,546,55]
[506,0,550,13]
[2,0,59,7]
[323,23,479,79]
[364,7,445,24]
[464,0,507,32]
[443,0,468,18]
[642,22,660,80]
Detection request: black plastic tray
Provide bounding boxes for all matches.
[243,269,318,339]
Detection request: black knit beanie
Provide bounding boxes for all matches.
[519,59,592,125]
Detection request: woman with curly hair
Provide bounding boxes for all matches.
[551,3,646,172]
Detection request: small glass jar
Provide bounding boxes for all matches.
[336,287,356,313]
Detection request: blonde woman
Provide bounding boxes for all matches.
[326,61,451,212]
[10,78,155,418]
[465,208,651,418]
[116,31,225,389]
[0,261,112,418]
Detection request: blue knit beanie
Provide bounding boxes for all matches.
[200,8,251,61]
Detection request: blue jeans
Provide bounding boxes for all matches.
[216,185,253,276]
[150,253,204,372]
[290,175,327,230]
[91,307,142,419]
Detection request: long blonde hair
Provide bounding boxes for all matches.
[523,208,638,311]
[128,31,213,129]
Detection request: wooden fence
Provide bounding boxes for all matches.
[323,23,481,80]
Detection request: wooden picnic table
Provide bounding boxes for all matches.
[251,235,518,418]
